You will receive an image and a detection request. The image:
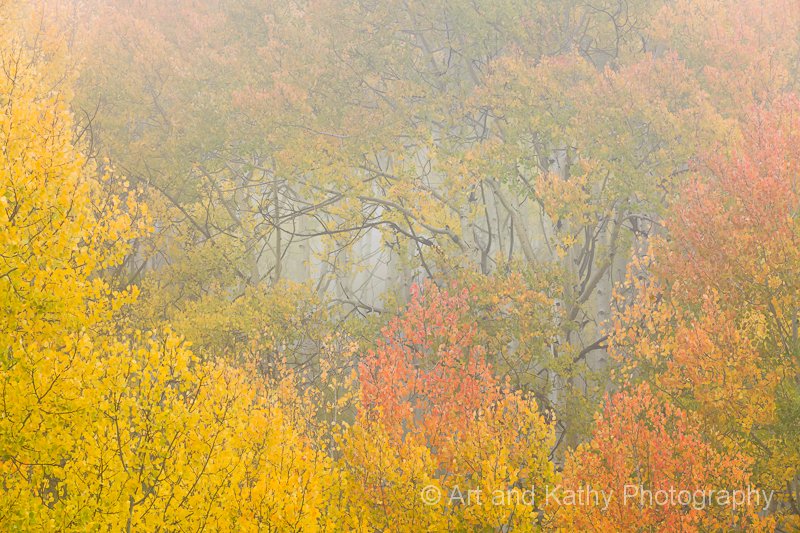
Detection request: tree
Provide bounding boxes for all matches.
[345,281,556,530]
[0,5,338,529]
[72,0,798,451]
[358,281,499,460]
[557,385,770,532]
[610,95,800,523]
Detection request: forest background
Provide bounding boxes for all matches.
[1,0,799,530]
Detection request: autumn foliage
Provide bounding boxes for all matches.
[347,281,555,530]
[0,9,336,530]
[2,0,800,530]
[610,96,800,520]
[559,384,769,531]
[358,282,500,458]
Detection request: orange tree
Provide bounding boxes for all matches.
[557,384,771,532]
[610,95,800,523]
[341,281,556,531]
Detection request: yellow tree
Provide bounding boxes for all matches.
[0,4,339,530]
